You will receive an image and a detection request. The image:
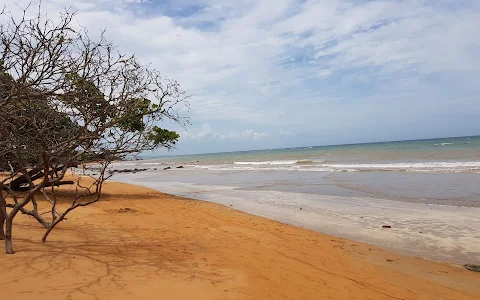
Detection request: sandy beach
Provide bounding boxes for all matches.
[113,171,480,265]
[2,179,480,300]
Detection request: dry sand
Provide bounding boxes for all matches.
[2,179,480,300]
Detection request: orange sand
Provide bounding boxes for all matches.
[2,179,480,300]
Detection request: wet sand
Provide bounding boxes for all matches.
[2,179,480,300]
[113,175,480,265]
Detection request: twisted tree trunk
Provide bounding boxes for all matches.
[5,217,13,254]
[0,196,6,241]
[0,211,5,241]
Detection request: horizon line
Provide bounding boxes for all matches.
[140,134,479,159]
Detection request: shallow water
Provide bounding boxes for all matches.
[111,167,480,207]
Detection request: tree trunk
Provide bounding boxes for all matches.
[42,210,69,243]
[0,196,6,241]
[42,216,61,243]
[5,218,14,254]
[0,211,5,240]
[8,161,14,174]
[42,225,54,243]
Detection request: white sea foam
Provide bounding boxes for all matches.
[188,161,480,173]
[234,160,297,165]
[320,161,480,171]
[188,165,302,172]
[111,161,176,169]
[233,159,323,165]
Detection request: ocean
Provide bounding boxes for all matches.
[148,135,480,168]
[115,135,480,207]
[111,136,480,263]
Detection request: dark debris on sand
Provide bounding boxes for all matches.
[464,264,480,272]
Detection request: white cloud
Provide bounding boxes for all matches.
[2,0,480,151]
[219,129,268,141]
[181,123,267,141]
[183,122,214,139]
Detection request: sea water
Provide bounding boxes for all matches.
[114,136,480,207]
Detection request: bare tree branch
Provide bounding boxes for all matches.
[0,5,190,254]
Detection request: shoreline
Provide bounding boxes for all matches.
[112,175,480,265]
[2,179,480,299]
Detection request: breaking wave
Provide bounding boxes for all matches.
[233,160,323,165]
[190,161,480,173]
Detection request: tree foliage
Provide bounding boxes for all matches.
[0,6,190,254]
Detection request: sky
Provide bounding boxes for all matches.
[3,0,480,154]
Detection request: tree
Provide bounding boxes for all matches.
[0,6,189,254]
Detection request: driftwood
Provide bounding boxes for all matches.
[6,165,74,191]
[8,167,43,191]
[14,181,75,192]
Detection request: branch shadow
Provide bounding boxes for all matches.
[3,222,234,300]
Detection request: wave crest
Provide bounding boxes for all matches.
[191,161,480,173]
[234,160,324,165]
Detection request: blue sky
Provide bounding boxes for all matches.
[4,0,480,154]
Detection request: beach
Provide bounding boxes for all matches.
[116,179,480,264]
[110,136,480,264]
[1,1,479,299]
[2,179,480,300]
